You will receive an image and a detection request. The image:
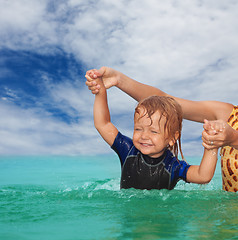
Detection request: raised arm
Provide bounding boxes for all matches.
[86,74,118,146]
[117,76,233,123]
[186,147,218,184]
[86,67,235,150]
[86,67,234,123]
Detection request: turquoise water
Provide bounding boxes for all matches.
[1,155,238,240]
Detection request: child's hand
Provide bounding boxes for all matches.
[202,119,229,149]
[85,67,119,93]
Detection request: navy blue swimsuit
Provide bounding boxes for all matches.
[111,132,190,190]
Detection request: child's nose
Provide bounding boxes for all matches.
[141,130,149,139]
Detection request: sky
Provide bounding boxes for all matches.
[0,0,237,156]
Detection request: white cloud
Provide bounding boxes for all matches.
[1,0,238,91]
[0,0,238,155]
[0,99,111,155]
[60,0,238,102]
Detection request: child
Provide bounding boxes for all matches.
[86,72,218,190]
[86,67,238,192]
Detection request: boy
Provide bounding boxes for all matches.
[86,72,218,190]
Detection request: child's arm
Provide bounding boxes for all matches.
[186,120,219,184]
[186,148,218,184]
[86,74,118,146]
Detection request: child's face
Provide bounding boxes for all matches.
[133,109,170,158]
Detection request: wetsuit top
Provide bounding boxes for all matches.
[220,106,238,192]
[111,132,190,190]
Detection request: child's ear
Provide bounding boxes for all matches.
[168,131,180,147]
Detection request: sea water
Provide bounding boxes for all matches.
[0,155,238,240]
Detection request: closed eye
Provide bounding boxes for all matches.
[151,130,159,134]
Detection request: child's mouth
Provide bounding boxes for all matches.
[140,143,152,147]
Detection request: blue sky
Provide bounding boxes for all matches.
[0,0,237,156]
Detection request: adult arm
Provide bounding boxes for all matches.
[85,67,235,149]
[86,67,234,123]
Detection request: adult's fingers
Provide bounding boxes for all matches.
[202,141,215,150]
[86,69,98,78]
[85,75,98,86]
[202,131,218,146]
[86,68,104,79]
[202,130,211,142]
[85,75,100,94]
[85,79,96,87]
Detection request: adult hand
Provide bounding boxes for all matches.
[85,67,120,94]
[202,119,234,149]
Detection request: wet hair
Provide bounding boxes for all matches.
[134,95,184,160]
